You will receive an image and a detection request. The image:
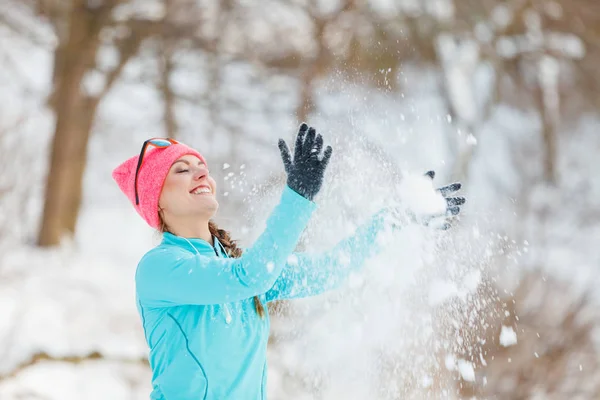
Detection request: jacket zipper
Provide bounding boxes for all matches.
[214,242,233,324]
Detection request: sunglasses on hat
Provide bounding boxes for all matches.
[134,138,178,205]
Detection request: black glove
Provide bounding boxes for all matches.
[278,123,333,201]
[424,170,466,230]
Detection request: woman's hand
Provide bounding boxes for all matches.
[387,170,466,230]
[422,170,465,230]
[278,123,333,201]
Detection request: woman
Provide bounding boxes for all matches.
[112,124,464,400]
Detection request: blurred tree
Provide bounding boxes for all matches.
[439,0,600,183]
[456,272,600,399]
[157,34,178,139]
[18,0,600,242]
[36,0,164,246]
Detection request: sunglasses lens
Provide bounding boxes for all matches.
[149,139,173,147]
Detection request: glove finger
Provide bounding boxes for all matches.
[446,206,460,216]
[304,127,316,155]
[424,215,450,230]
[320,145,333,170]
[313,134,324,156]
[294,123,308,164]
[278,139,292,174]
[446,196,466,207]
[424,170,435,180]
[438,222,452,230]
[438,182,462,196]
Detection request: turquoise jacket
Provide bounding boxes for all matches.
[135,186,387,400]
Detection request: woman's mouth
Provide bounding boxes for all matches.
[190,185,212,195]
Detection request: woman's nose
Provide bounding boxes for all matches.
[193,167,209,180]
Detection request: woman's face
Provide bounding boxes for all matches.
[158,154,219,221]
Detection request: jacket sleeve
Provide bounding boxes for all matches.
[265,208,389,302]
[136,186,316,307]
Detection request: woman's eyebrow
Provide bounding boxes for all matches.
[171,159,207,168]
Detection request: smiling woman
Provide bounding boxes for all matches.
[111,125,464,400]
[111,124,339,400]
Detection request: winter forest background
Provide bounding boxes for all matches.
[0,0,599,399]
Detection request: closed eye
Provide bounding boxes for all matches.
[176,169,189,173]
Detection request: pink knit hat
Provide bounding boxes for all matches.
[112,140,206,229]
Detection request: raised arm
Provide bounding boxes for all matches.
[136,186,315,306]
[136,123,333,307]
[266,170,466,302]
[266,208,389,302]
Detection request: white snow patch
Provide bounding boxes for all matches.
[463,269,482,292]
[491,4,513,28]
[479,352,487,366]
[445,354,456,371]
[286,254,299,266]
[458,359,475,382]
[428,279,459,306]
[500,325,518,347]
[546,33,585,59]
[81,70,106,97]
[496,37,518,58]
[397,173,447,218]
[421,375,433,388]
[266,261,275,273]
[466,133,477,146]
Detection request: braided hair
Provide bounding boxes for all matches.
[208,221,266,318]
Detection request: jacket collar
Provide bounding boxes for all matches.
[162,231,227,257]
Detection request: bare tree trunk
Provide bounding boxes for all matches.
[158,42,178,139]
[38,1,162,246]
[541,109,557,184]
[533,84,557,185]
[38,1,105,246]
[295,17,328,126]
[62,103,98,236]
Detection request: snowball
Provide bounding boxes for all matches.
[458,359,475,382]
[445,354,456,371]
[397,173,447,217]
[421,375,433,388]
[266,262,274,273]
[479,352,487,366]
[286,254,299,266]
[466,133,477,146]
[500,325,517,347]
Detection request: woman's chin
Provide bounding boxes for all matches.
[196,197,219,211]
